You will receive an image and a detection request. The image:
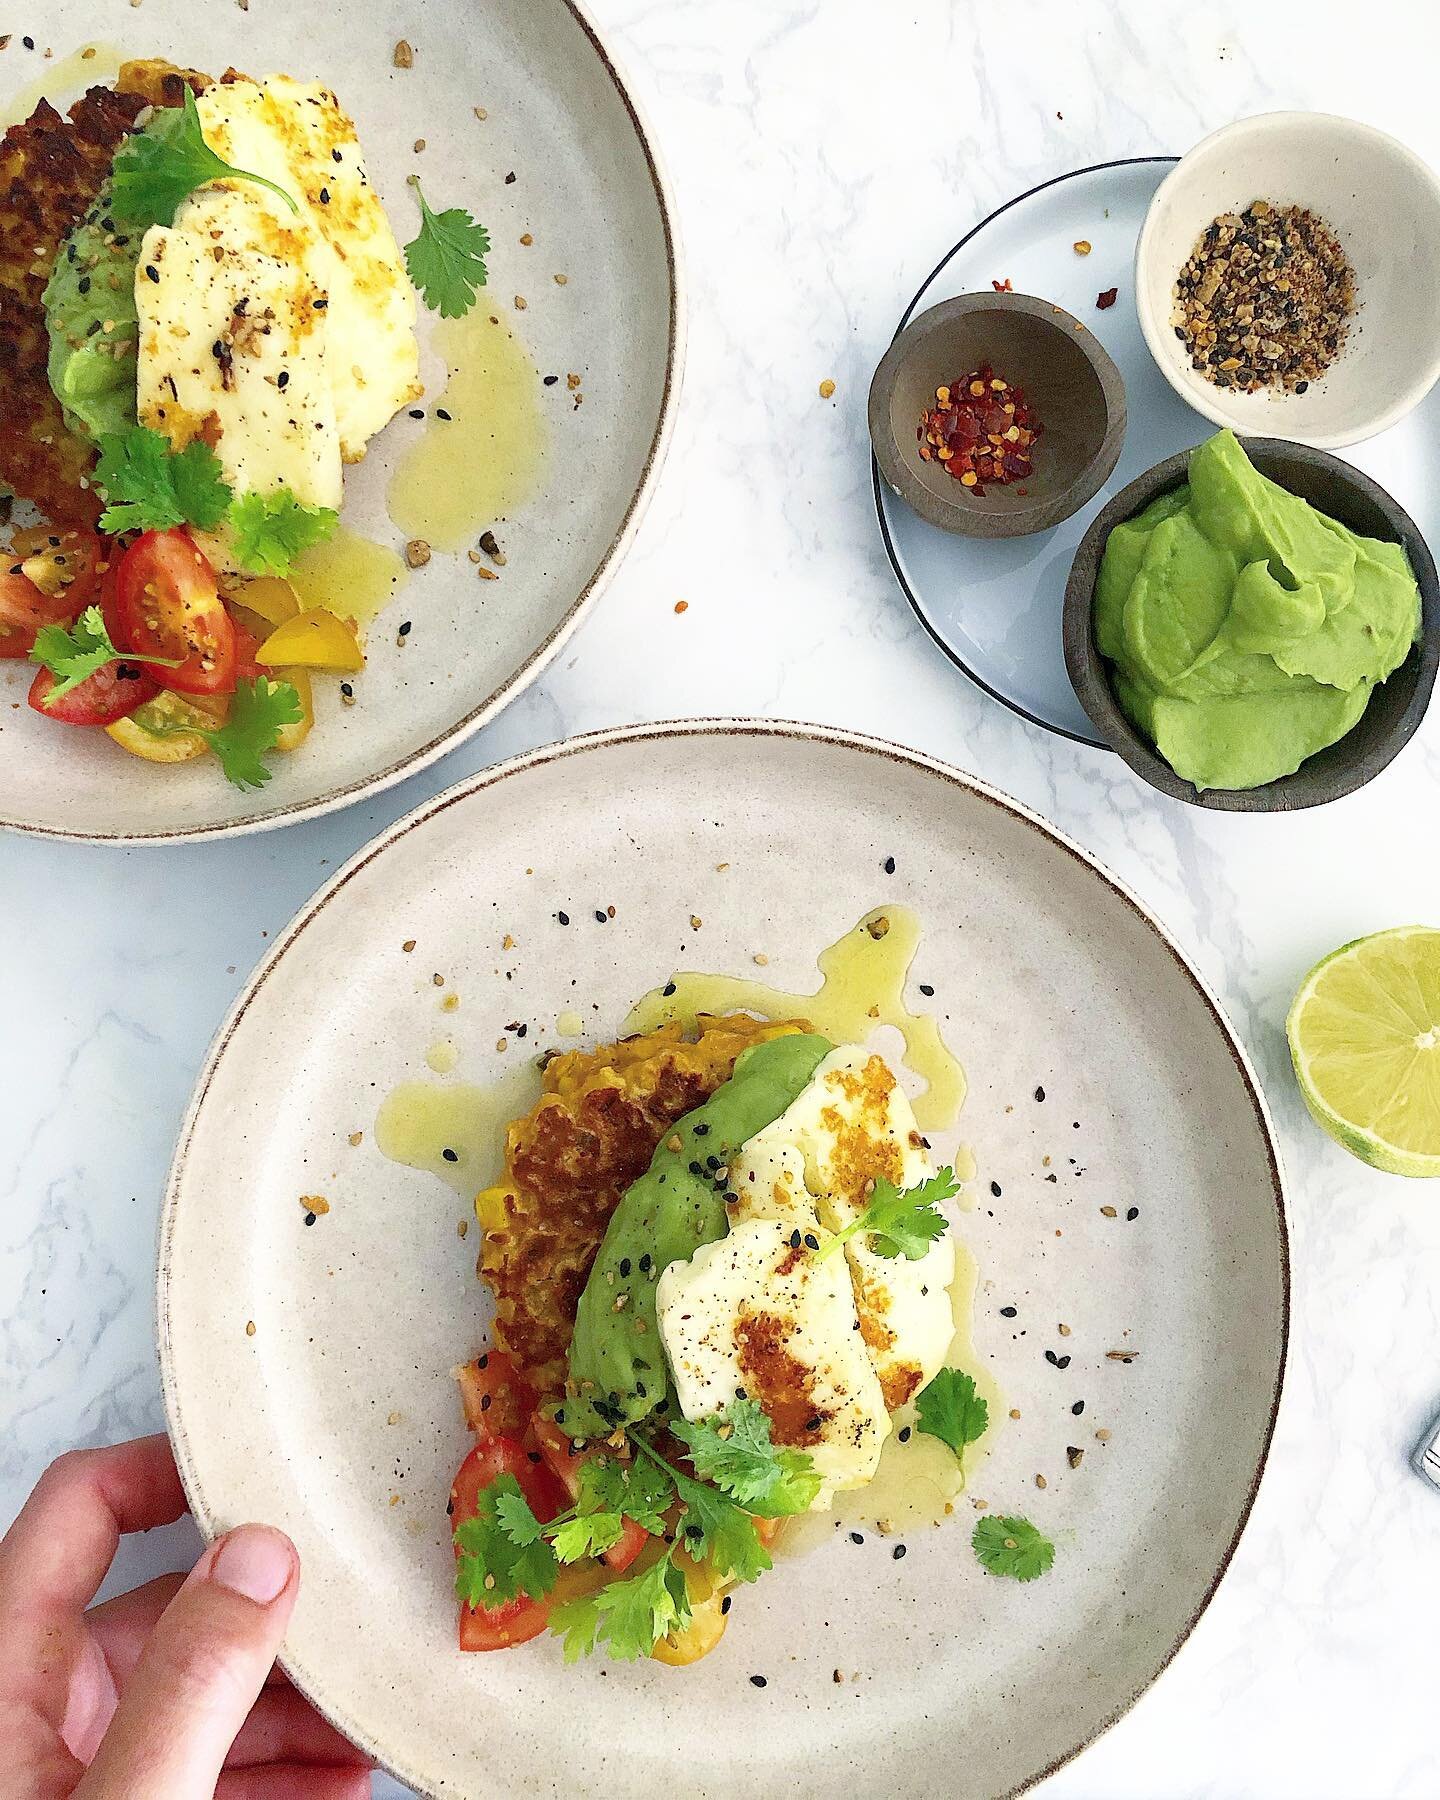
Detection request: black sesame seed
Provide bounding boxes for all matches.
[706,1155,722,1171]
[883,855,896,874]
[516,1024,527,1038]
[1057,1354,1072,1369]
[557,911,570,925]
[803,1233,819,1251]
[639,1253,652,1272]
[1000,1305,1017,1318]
[397,620,412,637]
[436,407,452,420]
[898,1425,912,1442]
[78,276,91,295]
[304,1211,317,1226]
[595,910,607,923]
[478,1352,489,1368]
[332,148,343,162]
[688,1160,704,1177]
[1045,1349,1060,1366]
[1034,1085,1046,1102]
[919,983,935,997]
[662,982,676,997]
[340,681,354,698]
[619,1257,632,1277]
[720,1595,732,1614]
[145,265,160,283]
[749,1674,767,1688]
[505,171,516,184]
[990,1180,1002,1197]
[23,36,36,50]
[408,407,424,419]
[442,1147,458,1163]
[1072,1399,1085,1415]
[544,373,559,385]
[1126,1206,1140,1221]
[527,1449,541,1463]
[277,370,289,389]
[319,187,330,204]
[804,1415,822,1431]
[479,1393,491,1412]
[849,1531,864,1545]
[693,1122,710,1137]
[789,1229,802,1248]
[1296,380,1310,394]
[892,1544,907,1560]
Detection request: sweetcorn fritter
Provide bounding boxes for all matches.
[477,1015,810,1396]
[0,61,206,525]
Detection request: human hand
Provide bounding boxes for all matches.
[0,1434,371,1799]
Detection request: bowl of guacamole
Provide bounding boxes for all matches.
[1063,430,1439,810]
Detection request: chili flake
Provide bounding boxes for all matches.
[917,365,1041,494]
[991,277,1013,293]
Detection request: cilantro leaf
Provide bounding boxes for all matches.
[549,1548,691,1663]
[971,1514,1055,1582]
[137,676,301,790]
[673,1470,771,1584]
[492,1485,544,1547]
[551,1511,626,1563]
[228,488,339,577]
[453,1474,559,1608]
[914,1368,989,1463]
[404,178,489,318]
[670,1400,822,1517]
[28,605,178,706]
[95,427,233,536]
[110,87,298,229]
[818,1166,959,1263]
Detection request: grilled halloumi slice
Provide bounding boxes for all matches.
[656,1219,890,1506]
[133,75,421,567]
[732,1046,956,1412]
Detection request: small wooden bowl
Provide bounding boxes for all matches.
[1062,437,1440,811]
[868,291,1127,539]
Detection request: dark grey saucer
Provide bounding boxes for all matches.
[1062,438,1440,811]
[869,291,1127,540]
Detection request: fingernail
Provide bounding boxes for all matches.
[209,1524,295,1605]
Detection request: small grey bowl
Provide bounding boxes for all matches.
[868,291,1127,539]
[1062,437,1440,811]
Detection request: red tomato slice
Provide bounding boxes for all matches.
[28,659,159,726]
[0,531,104,659]
[456,1351,537,1440]
[450,1436,568,1654]
[116,529,236,695]
[530,1414,650,1573]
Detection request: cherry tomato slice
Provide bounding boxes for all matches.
[450,1436,568,1653]
[456,1351,537,1440]
[116,529,235,695]
[530,1414,650,1573]
[0,531,105,659]
[28,658,159,726]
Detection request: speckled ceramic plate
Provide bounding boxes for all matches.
[158,722,1287,1800]
[0,0,679,842]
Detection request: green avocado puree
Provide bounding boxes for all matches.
[1096,430,1421,791]
[563,1031,832,1440]
[42,171,144,442]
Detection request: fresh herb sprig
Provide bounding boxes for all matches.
[95,428,232,537]
[110,88,298,228]
[136,675,302,790]
[817,1166,959,1263]
[404,177,490,318]
[28,605,178,707]
[914,1368,989,1463]
[971,1514,1055,1582]
[228,489,339,576]
[452,1401,819,1662]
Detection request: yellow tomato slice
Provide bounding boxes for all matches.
[256,609,364,672]
[105,689,229,764]
[225,575,300,626]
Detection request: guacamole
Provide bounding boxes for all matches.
[42,173,143,443]
[1095,431,1421,791]
[564,1031,833,1439]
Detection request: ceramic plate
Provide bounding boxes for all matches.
[876,157,1440,743]
[0,0,679,841]
[158,721,1287,1800]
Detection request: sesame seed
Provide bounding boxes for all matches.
[883,855,896,874]
[892,1544,907,1560]
[849,1531,864,1545]
[436,407,452,421]
[1000,1305,1017,1318]
[442,1148,458,1163]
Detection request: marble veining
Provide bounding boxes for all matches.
[4,2,1440,1796]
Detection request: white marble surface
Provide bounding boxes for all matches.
[5,2,1440,1795]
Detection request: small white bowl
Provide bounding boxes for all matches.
[1136,112,1440,448]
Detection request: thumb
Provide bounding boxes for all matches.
[74,1524,299,1800]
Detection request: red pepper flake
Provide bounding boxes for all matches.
[916,364,1041,495]
[991,277,1013,293]
[1096,287,1118,310]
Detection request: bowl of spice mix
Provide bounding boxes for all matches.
[868,290,1126,539]
[1136,112,1440,448]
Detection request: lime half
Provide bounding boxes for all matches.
[1287,927,1440,1177]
